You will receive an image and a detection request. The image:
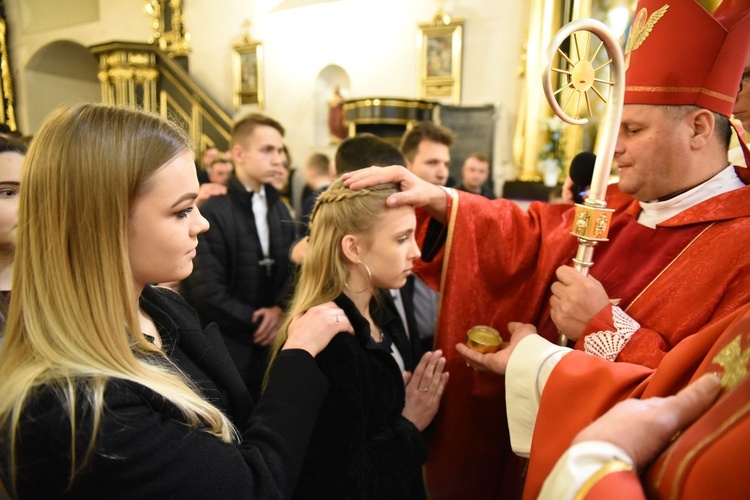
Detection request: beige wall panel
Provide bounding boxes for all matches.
[20,0,99,34]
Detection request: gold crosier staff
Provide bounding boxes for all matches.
[541,19,626,346]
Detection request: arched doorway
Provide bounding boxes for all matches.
[24,40,100,133]
[314,64,350,147]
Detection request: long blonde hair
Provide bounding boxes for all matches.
[267,177,398,372]
[0,104,236,494]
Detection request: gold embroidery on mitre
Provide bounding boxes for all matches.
[624,4,670,70]
[624,86,735,104]
[712,335,750,390]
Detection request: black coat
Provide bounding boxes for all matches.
[181,177,297,339]
[292,293,428,500]
[2,286,329,499]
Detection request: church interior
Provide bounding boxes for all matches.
[1,1,750,499]
[5,0,720,198]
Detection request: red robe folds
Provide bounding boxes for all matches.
[416,181,750,499]
[528,303,750,499]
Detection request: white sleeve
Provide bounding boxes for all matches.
[505,334,570,457]
[539,441,635,499]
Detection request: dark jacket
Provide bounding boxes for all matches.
[373,290,415,371]
[181,177,297,339]
[293,293,428,500]
[382,277,425,367]
[300,184,328,228]
[2,286,329,499]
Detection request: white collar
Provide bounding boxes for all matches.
[637,165,744,228]
[246,184,266,199]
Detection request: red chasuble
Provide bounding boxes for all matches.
[417,181,750,499]
[526,304,750,499]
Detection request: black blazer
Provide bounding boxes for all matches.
[181,177,297,339]
[379,282,420,371]
[2,286,329,499]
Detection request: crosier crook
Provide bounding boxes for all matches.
[541,19,626,345]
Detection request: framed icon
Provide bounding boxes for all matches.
[417,10,463,105]
[233,37,264,109]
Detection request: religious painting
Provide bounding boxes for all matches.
[233,38,264,109]
[417,11,463,105]
[426,34,453,77]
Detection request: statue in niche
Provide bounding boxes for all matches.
[327,85,347,144]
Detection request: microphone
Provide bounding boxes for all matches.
[569,152,596,204]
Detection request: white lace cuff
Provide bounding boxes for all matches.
[583,306,640,361]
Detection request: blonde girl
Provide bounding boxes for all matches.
[270,178,448,499]
[0,104,351,499]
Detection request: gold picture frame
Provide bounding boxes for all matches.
[233,37,264,109]
[417,10,463,105]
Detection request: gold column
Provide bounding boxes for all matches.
[97,50,159,110]
[135,66,159,112]
[514,0,565,181]
[0,17,17,131]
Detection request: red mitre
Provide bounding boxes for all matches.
[624,0,750,118]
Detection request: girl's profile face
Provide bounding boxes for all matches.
[128,150,209,289]
[0,151,23,249]
[358,205,421,290]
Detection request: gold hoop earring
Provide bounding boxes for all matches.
[344,260,372,294]
[344,280,368,293]
[357,260,372,282]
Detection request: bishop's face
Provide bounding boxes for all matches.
[614,104,695,201]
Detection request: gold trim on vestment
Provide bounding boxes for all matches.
[625,223,715,313]
[712,336,750,390]
[574,460,634,500]
[625,86,735,104]
[435,188,460,345]
[657,399,750,500]
[652,330,749,493]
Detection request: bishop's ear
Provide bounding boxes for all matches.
[687,108,715,150]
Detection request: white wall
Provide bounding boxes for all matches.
[5,0,152,133]
[5,0,529,182]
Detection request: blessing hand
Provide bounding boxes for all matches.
[343,166,448,224]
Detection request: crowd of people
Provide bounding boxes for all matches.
[1,0,749,498]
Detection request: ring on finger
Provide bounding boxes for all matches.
[418,387,429,392]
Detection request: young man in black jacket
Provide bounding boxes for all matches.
[181,113,296,399]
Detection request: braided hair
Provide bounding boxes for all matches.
[267,177,399,375]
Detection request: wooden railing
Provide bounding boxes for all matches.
[89,41,232,152]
